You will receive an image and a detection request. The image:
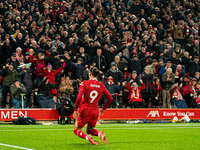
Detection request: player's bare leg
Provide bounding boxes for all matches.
[86,126,107,144]
[74,126,99,145]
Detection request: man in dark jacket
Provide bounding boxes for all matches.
[69,57,86,79]
[188,56,200,78]
[1,62,18,108]
[10,78,26,108]
[141,67,154,108]
[56,92,74,124]
[37,77,58,108]
[103,76,125,108]
[105,62,124,85]
[120,52,152,75]
[112,55,127,73]
[18,63,33,108]
[74,47,91,68]
[5,53,20,70]
[44,51,61,70]
[93,48,107,72]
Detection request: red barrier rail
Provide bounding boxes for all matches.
[0,109,200,121]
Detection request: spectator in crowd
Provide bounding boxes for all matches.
[189,56,200,78]
[159,61,176,76]
[126,79,145,108]
[37,77,58,108]
[29,50,50,87]
[181,78,197,108]
[10,78,26,109]
[127,70,141,86]
[170,83,188,108]
[56,92,74,124]
[103,76,125,108]
[74,47,91,68]
[141,67,154,108]
[69,57,86,79]
[174,65,185,83]
[152,77,162,108]
[113,55,127,73]
[168,52,180,65]
[18,63,33,108]
[105,62,124,86]
[0,63,18,108]
[5,53,20,70]
[162,68,175,108]
[193,82,200,108]
[180,52,192,73]
[58,76,74,97]
[195,72,200,82]
[39,62,65,98]
[93,48,107,72]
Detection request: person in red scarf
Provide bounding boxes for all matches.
[16,47,24,63]
[169,83,188,108]
[181,78,197,108]
[126,79,145,108]
[152,77,162,108]
[174,64,185,83]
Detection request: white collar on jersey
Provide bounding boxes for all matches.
[89,78,98,81]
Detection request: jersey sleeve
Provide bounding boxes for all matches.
[102,85,113,110]
[74,81,86,111]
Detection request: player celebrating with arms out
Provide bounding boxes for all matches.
[73,67,113,145]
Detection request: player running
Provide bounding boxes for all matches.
[73,67,113,145]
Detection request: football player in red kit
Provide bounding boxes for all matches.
[73,67,113,145]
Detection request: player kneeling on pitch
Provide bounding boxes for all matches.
[73,67,113,145]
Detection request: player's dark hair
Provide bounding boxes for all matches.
[90,67,99,77]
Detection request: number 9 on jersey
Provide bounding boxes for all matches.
[90,90,98,103]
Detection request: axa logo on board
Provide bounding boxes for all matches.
[1,111,27,119]
[147,111,160,117]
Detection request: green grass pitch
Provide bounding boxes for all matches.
[0,123,200,150]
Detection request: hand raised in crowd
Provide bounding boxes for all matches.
[130,79,134,83]
[179,83,183,87]
[140,79,143,83]
[119,52,122,56]
[15,82,20,88]
[60,59,65,62]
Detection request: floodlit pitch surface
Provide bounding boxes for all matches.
[0,123,199,150]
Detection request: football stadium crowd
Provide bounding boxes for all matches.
[0,0,200,109]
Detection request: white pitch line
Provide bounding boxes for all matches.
[0,143,35,150]
[0,126,200,132]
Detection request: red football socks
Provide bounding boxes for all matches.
[87,129,100,136]
[74,130,88,140]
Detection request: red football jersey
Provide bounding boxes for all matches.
[74,79,112,111]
